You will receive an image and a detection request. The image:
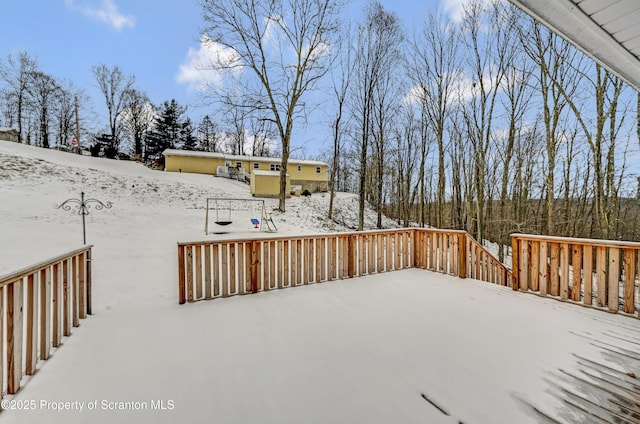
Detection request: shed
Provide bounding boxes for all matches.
[251,170,290,198]
[0,128,19,143]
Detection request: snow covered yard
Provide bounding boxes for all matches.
[1,140,639,423]
[0,270,638,423]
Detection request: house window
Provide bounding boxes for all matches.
[253,162,260,169]
[297,165,302,172]
[316,166,321,174]
[270,164,281,171]
[236,161,242,169]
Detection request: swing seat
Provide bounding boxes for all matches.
[215,221,233,226]
[250,218,260,225]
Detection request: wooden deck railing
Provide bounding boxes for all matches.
[179,229,640,318]
[466,235,511,286]
[0,246,92,402]
[177,228,511,304]
[512,234,640,317]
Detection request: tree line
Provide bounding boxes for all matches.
[0,57,276,162]
[323,0,640,251]
[196,0,640,245]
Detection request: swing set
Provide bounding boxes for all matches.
[204,198,278,235]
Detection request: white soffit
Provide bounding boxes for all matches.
[508,0,640,92]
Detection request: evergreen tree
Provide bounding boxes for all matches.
[181,117,197,150]
[145,99,188,159]
[197,115,219,152]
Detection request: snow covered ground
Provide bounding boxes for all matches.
[0,140,638,423]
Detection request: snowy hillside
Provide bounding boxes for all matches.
[0,140,396,308]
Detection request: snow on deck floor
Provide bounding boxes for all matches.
[2,268,637,424]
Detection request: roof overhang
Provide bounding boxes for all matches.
[508,0,640,92]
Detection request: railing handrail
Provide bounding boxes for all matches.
[511,233,640,249]
[0,245,93,287]
[177,227,418,247]
[466,236,511,273]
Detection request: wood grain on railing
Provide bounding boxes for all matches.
[511,234,640,317]
[0,246,92,405]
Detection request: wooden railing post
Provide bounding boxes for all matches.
[7,280,23,394]
[411,229,417,268]
[62,259,70,336]
[26,274,37,376]
[511,236,519,291]
[72,254,80,327]
[348,234,356,278]
[459,234,467,279]
[52,262,61,347]
[40,267,51,360]
[251,240,259,293]
[186,246,194,302]
[79,252,86,319]
[178,245,186,304]
[86,249,92,315]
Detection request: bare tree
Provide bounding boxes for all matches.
[394,102,420,226]
[351,1,403,230]
[224,107,247,155]
[556,64,628,238]
[521,21,583,236]
[494,4,534,260]
[54,79,86,149]
[408,8,460,228]
[328,25,353,220]
[92,64,135,153]
[460,0,512,243]
[371,19,403,228]
[200,0,340,211]
[197,115,221,152]
[248,112,275,156]
[121,88,155,158]
[29,71,59,148]
[0,52,39,142]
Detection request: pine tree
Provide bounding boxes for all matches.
[145,99,188,159]
[197,115,219,152]
[181,117,197,150]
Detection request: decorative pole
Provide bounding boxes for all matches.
[55,192,112,244]
[74,95,81,153]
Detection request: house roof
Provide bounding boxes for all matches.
[508,0,640,92]
[162,149,327,167]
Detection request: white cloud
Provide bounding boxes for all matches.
[302,41,332,63]
[441,0,467,23]
[176,36,242,91]
[65,0,135,31]
[441,0,491,23]
[263,15,284,48]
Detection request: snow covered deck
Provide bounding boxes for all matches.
[2,269,638,424]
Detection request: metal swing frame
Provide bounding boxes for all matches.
[204,198,277,235]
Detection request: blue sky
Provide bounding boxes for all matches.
[1,0,465,153]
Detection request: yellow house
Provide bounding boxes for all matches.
[162,149,328,192]
[250,170,290,198]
